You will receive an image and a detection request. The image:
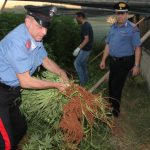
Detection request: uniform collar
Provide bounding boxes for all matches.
[24,24,43,50]
[114,20,128,28]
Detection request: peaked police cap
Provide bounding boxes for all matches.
[24,5,57,28]
[114,2,129,12]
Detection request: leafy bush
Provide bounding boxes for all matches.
[45,15,80,69]
[0,13,24,40]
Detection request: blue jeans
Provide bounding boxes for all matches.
[74,50,92,84]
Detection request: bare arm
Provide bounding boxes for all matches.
[79,35,89,49]
[100,44,110,69]
[132,46,142,76]
[17,71,68,91]
[134,46,141,67]
[42,57,69,82]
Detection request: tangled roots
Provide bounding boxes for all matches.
[59,84,99,143]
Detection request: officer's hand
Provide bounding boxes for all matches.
[131,66,140,76]
[60,72,69,83]
[73,47,80,57]
[100,61,106,70]
[61,76,69,83]
[56,83,70,92]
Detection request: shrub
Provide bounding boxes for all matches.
[45,15,80,69]
[0,13,24,40]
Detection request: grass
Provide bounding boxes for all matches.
[119,76,150,149]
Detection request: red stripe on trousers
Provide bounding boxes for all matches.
[0,118,11,150]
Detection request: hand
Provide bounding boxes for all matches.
[59,71,69,83]
[131,66,140,76]
[61,76,69,83]
[100,61,106,69]
[56,83,70,92]
[73,47,80,57]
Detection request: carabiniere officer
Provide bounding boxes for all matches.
[0,5,69,150]
[100,2,141,117]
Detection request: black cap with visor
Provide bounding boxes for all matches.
[24,5,57,28]
[114,2,129,12]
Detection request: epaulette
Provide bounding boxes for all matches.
[129,21,140,32]
[129,21,136,27]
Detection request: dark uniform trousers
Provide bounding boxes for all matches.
[0,83,27,150]
[109,55,134,116]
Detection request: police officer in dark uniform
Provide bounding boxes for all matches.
[0,5,69,149]
[100,2,141,117]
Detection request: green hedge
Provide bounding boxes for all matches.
[0,13,24,40]
[45,15,80,69]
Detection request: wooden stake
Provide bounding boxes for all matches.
[135,17,145,26]
[89,71,109,93]
[90,51,104,63]
[141,30,150,44]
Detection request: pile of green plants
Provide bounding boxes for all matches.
[20,71,67,149]
[20,71,113,150]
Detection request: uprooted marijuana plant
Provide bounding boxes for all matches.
[21,71,113,150]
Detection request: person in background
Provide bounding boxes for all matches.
[0,5,69,150]
[100,2,141,117]
[73,12,94,85]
